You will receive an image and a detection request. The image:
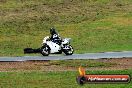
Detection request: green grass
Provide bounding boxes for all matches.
[0,70,131,88]
[0,0,132,56]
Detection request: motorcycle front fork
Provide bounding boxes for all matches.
[61,44,70,50]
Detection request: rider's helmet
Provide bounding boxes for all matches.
[50,27,57,35]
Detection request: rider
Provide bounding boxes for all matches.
[50,28,62,45]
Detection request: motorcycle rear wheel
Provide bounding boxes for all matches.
[41,45,50,56]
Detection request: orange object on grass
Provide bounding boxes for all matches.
[79,66,86,76]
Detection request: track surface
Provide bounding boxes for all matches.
[0,51,132,61]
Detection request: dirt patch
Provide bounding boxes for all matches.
[0,58,131,72]
[0,61,76,72]
[87,58,132,71]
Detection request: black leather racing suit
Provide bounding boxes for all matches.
[50,29,62,45]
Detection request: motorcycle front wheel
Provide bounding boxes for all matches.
[63,45,74,55]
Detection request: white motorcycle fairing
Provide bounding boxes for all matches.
[41,36,74,56]
[46,41,61,53]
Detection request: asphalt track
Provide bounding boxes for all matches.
[0,51,132,61]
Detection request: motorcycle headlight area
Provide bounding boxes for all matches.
[62,38,71,44]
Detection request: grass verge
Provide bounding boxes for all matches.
[0,70,131,88]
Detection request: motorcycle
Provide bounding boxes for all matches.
[24,36,74,56]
